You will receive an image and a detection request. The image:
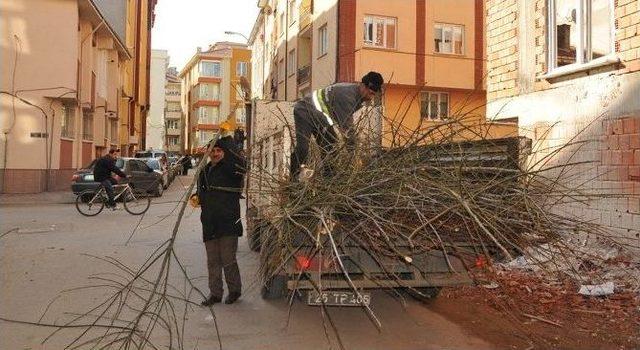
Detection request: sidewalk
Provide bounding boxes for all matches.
[0,191,76,206]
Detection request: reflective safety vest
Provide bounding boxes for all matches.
[311,88,335,127]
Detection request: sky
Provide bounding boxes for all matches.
[151,0,260,71]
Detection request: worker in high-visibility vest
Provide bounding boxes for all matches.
[290,71,384,179]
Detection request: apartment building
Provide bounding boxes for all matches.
[0,0,156,193]
[179,42,251,154]
[165,67,183,154]
[148,49,169,150]
[249,0,514,145]
[485,0,640,239]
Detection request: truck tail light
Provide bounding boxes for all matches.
[295,255,312,270]
[72,174,80,182]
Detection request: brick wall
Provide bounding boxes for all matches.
[486,0,519,100]
[487,0,640,100]
[616,0,640,64]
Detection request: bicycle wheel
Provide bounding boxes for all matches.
[76,189,105,216]
[123,188,151,215]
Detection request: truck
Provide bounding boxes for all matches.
[245,99,529,306]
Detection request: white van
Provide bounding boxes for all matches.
[134,150,167,159]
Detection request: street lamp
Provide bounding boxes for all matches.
[224,31,249,42]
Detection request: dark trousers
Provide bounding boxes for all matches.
[205,236,241,297]
[290,102,338,178]
[101,178,116,206]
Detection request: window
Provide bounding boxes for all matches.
[287,49,296,76]
[548,0,613,71]
[279,59,285,81]
[61,103,75,138]
[198,83,219,100]
[128,160,146,172]
[166,120,179,129]
[110,119,117,141]
[288,0,297,25]
[167,136,179,146]
[236,62,248,77]
[280,12,285,36]
[198,131,213,145]
[82,109,93,140]
[363,16,397,49]
[420,92,449,120]
[318,24,328,56]
[198,106,219,124]
[235,108,246,124]
[199,61,221,77]
[434,23,464,54]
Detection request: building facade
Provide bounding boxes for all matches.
[165,67,183,154]
[485,0,640,240]
[0,0,157,193]
[179,42,251,154]
[148,49,169,150]
[248,0,515,146]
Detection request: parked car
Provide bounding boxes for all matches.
[71,157,165,197]
[135,150,167,159]
[142,157,169,190]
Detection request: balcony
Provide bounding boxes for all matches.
[165,110,182,119]
[166,128,181,136]
[165,93,180,102]
[297,65,311,85]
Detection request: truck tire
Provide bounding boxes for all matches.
[261,274,287,300]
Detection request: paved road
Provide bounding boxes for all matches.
[0,175,495,350]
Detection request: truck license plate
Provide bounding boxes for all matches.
[307,290,371,306]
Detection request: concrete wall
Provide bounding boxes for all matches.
[311,0,338,90]
[148,49,168,150]
[0,0,79,193]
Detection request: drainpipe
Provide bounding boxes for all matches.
[284,2,289,100]
[335,0,340,84]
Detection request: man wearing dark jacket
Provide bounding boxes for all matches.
[290,71,384,179]
[198,136,246,305]
[94,148,127,208]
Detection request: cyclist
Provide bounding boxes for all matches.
[94,148,129,209]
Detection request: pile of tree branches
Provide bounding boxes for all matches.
[251,108,638,316]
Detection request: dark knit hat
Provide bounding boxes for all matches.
[361,71,384,92]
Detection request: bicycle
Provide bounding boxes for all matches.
[75,183,151,216]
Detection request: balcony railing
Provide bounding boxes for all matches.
[297,65,311,85]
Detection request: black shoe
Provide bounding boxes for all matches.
[201,295,222,306]
[224,292,241,304]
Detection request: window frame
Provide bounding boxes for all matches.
[420,91,450,121]
[545,0,616,76]
[288,0,297,26]
[278,58,285,82]
[363,15,398,50]
[61,102,75,139]
[199,60,221,78]
[287,49,296,77]
[318,24,328,57]
[236,61,248,77]
[433,22,465,55]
